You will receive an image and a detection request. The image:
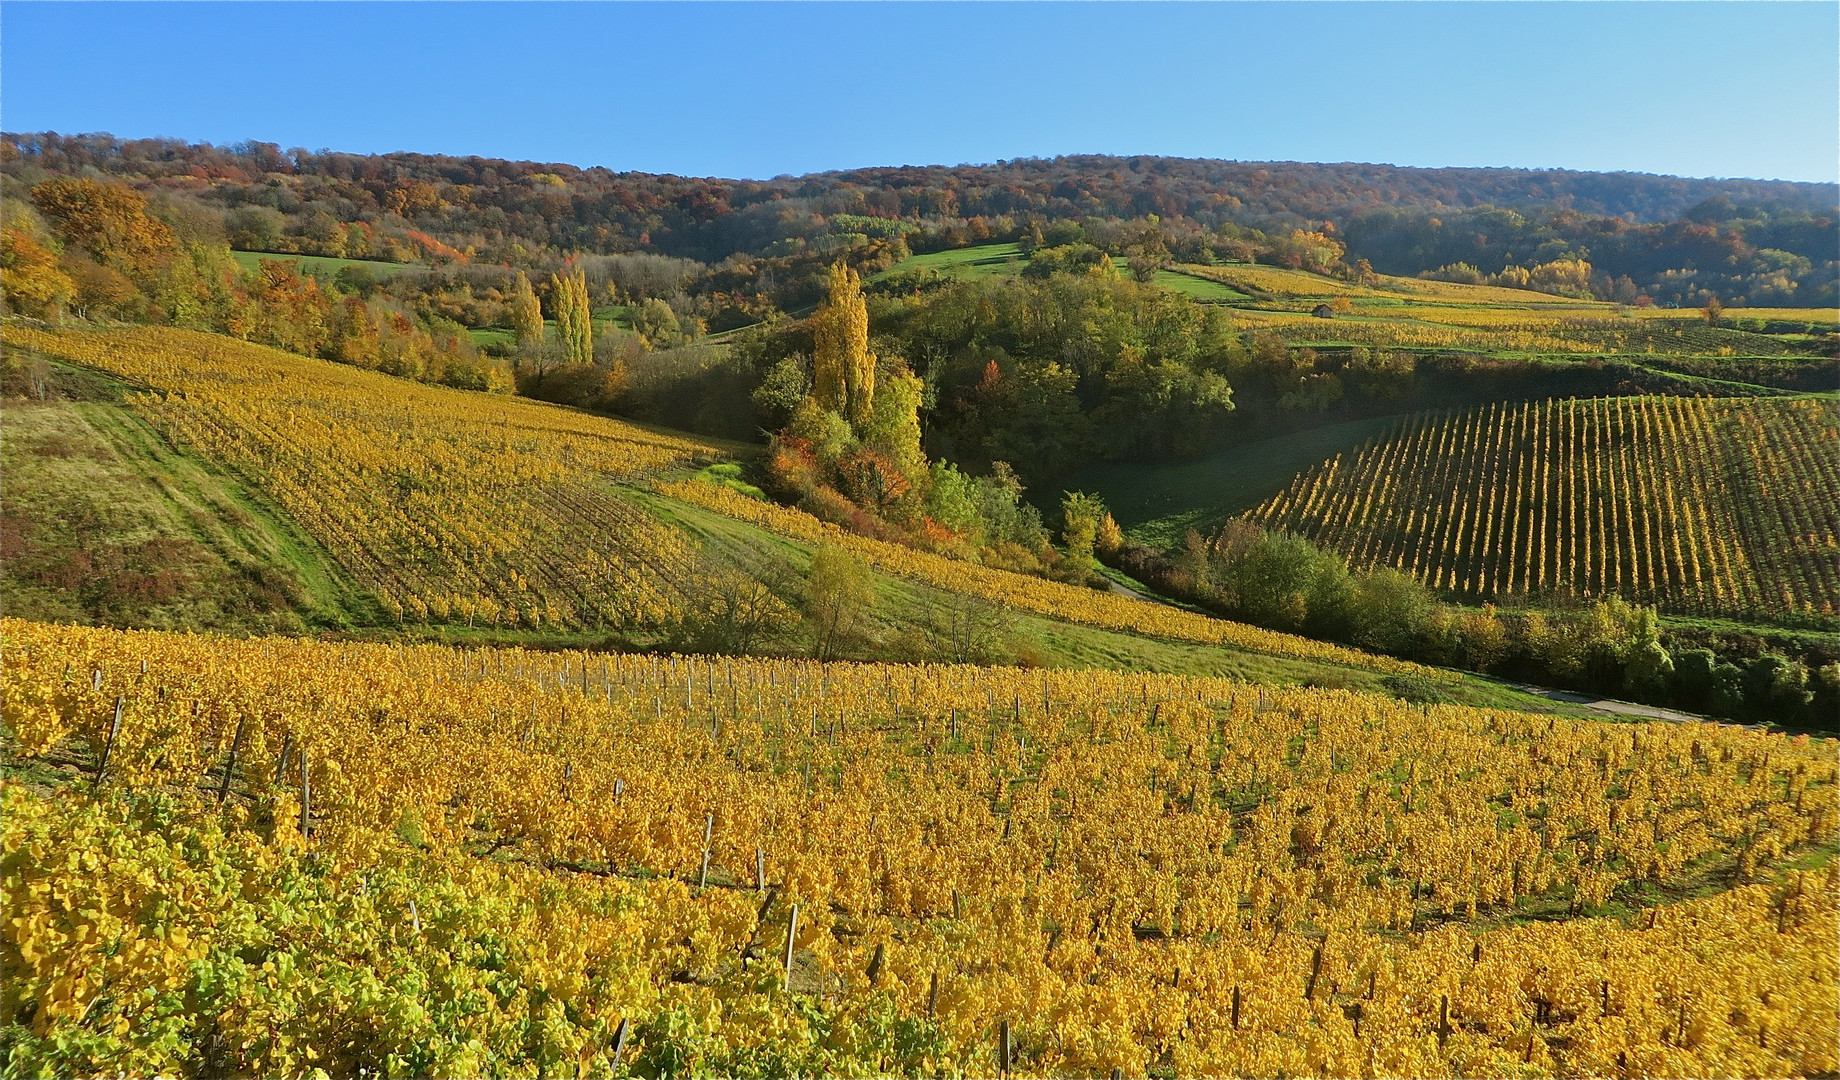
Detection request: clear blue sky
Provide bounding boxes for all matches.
[4,1,1836,183]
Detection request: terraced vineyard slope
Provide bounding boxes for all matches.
[5,620,1836,1078]
[1248,395,1840,623]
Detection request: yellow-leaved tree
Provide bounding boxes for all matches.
[1,229,75,319]
[549,265,592,365]
[812,261,875,428]
[510,270,544,348]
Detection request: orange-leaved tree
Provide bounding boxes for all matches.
[1,229,76,318]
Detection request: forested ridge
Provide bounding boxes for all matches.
[7,133,1835,309]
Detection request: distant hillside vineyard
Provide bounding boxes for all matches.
[1247,395,1840,624]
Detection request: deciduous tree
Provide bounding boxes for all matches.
[550,266,592,366]
[0,229,75,319]
[812,262,874,428]
[510,271,544,348]
[806,541,874,661]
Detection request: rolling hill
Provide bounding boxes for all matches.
[5,322,1594,712]
[5,152,1839,1080]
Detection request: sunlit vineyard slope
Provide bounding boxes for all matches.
[5,620,1836,1077]
[4,325,716,631]
[1248,395,1840,623]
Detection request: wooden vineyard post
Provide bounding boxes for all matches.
[927,971,939,1017]
[866,942,885,988]
[783,904,799,992]
[1232,985,1241,1030]
[610,1017,630,1069]
[698,813,713,889]
[217,716,247,805]
[274,733,294,785]
[1437,994,1451,1047]
[299,749,312,839]
[999,1019,1012,1080]
[93,696,123,791]
[756,848,766,892]
[1305,945,1323,1000]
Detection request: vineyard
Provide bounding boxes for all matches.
[1227,306,1811,358]
[1175,264,1597,307]
[1248,396,1840,623]
[3,324,716,632]
[3,323,1468,679]
[4,619,1835,1077]
[1161,263,1833,358]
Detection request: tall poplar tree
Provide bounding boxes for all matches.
[812,261,875,428]
[510,271,544,348]
[550,266,593,366]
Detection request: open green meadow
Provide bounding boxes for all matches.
[881,241,1025,280]
[1065,413,1403,547]
[881,243,1250,301]
[229,250,417,280]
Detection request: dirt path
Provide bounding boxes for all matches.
[1105,578,1152,601]
[1505,683,1707,724]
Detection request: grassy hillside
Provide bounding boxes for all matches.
[881,244,1247,302]
[883,241,1026,280]
[1,361,359,632]
[1064,413,1404,548]
[1246,395,1840,625]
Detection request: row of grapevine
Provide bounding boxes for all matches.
[1250,396,1840,621]
[6,618,1835,1077]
